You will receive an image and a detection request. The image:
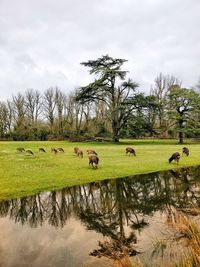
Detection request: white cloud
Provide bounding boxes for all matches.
[0,0,200,100]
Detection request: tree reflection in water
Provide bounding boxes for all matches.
[0,166,200,265]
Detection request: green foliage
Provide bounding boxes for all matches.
[168,85,200,143]
[121,94,159,138]
[76,55,139,141]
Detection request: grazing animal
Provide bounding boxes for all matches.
[182,147,189,156]
[126,147,136,156]
[16,147,25,153]
[89,154,99,169]
[26,149,34,155]
[57,148,64,152]
[51,148,59,154]
[77,149,83,158]
[74,147,79,154]
[39,148,46,153]
[169,152,180,164]
[87,149,97,155]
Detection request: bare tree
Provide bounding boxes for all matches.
[74,100,84,133]
[151,73,180,134]
[25,89,42,126]
[6,100,13,136]
[55,88,66,135]
[63,94,75,128]
[12,93,26,127]
[43,88,56,134]
[0,102,9,137]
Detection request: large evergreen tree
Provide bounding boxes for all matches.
[75,55,139,141]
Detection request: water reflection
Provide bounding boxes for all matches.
[0,166,200,266]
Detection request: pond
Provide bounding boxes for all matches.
[0,166,200,267]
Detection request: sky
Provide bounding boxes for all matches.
[0,0,200,100]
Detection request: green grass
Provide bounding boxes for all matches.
[0,139,200,200]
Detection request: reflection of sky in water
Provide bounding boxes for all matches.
[0,166,200,267]
[0,217,110,267]
[0,215,166,267]
[0,212,187,267]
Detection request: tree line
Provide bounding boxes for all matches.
[0,55,200,143]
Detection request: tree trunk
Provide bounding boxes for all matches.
[178,119,184,144]
[179,131,183,144]
[111,121,120,142]
[112,136,119,142]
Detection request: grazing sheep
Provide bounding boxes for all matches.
[16,147,25,153]
[39,148,46,153]
[169,152,180,164]
[77,149,83,158]
[51,148,59,154]
[74,147,83,157]
[74,147,79,154]
[87,149,97,155]
[126,147,136,156]
[57,148,64,152]
[182,147,189,156]
[26,149,34,155]
[89,154,99,169]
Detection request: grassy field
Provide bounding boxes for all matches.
[0,139,200,200]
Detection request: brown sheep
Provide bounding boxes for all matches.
[77,149,83,158]
[169,152,180,164]
[89,154,99,169]
[26,149,34,155]
[125,147,136,156]
[39,148,46,153]
[16,147,25,153]
[51,148,59,154]
[87,149,97,155]
[182,147,189,156]
[57,148,64,152]
[74,147,79,154]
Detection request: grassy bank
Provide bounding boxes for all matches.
[0,139,200,200]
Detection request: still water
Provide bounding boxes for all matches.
[0,166,200,267]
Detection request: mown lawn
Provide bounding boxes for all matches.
[0,139,200,200]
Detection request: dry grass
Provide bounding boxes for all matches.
[166,209,200,267]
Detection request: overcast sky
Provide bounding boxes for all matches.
[0,0,199,100]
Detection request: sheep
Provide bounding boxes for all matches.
[26,149,34,155]
[57,148,64,152]
[74,147,79,154]
[16,147,25,153]
[182,147,189,156]
[73,147,83,157]
[89,154,99,169]
[87,149,98,155]
[51,148,59,154]
[125,147,136,156]
[77,149,83,158]
[39,148,46,153]
[169,152,180,164]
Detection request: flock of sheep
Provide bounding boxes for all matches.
[16,145,190,169]
[16,146,100,168]
[168,147,189,164]
[124,146,189,164]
